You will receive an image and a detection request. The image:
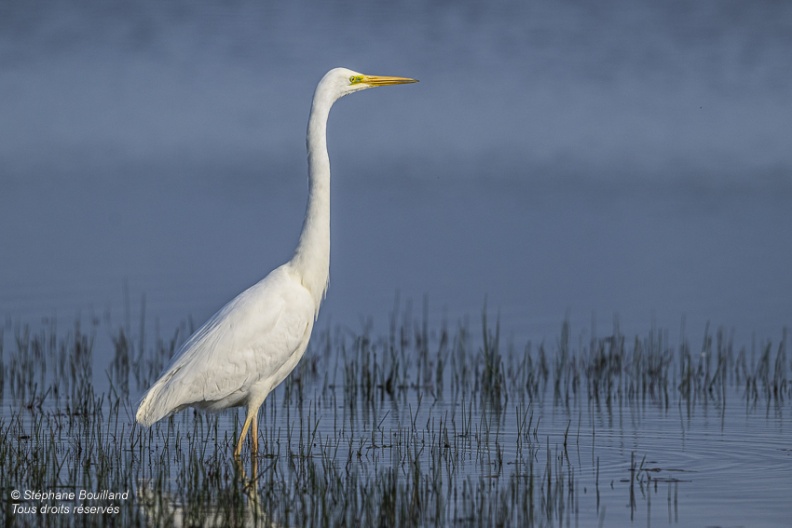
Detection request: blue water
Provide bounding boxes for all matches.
[2,0,790,344]
[1,2,791,523]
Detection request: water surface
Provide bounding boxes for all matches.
[1,1,790,525]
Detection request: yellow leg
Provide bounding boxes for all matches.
[234,408,257,458]
[251,416,259,479]
[250,409,258,482]
[251,413,259,456]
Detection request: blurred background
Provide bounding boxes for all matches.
[1,0,790,348]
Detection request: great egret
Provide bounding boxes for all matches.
[135,68,417,457]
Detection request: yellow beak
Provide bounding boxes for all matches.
[362,75,419,86]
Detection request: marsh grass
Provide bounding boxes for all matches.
[0,307,789,527]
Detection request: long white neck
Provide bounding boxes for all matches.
[291,88,334,310]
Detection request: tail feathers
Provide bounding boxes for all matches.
[135,363,191,426]
[135,391,164,426]
[135,381,180,426]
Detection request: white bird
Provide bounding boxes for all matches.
[135,68,417,457]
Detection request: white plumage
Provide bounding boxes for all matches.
[135,68,417,457]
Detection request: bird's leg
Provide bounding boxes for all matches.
[251,412,259,456]
[249,409,259,479]
[251,454,258,482]
[234,409,256,458]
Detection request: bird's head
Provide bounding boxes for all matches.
[318,67,418,101]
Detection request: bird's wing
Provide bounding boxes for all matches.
[136,264,316,424]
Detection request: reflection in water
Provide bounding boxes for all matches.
[0,316,789,525]
[137,458,272,527]
[2,1,792,525]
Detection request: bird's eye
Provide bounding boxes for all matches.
[349,75,363,84]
